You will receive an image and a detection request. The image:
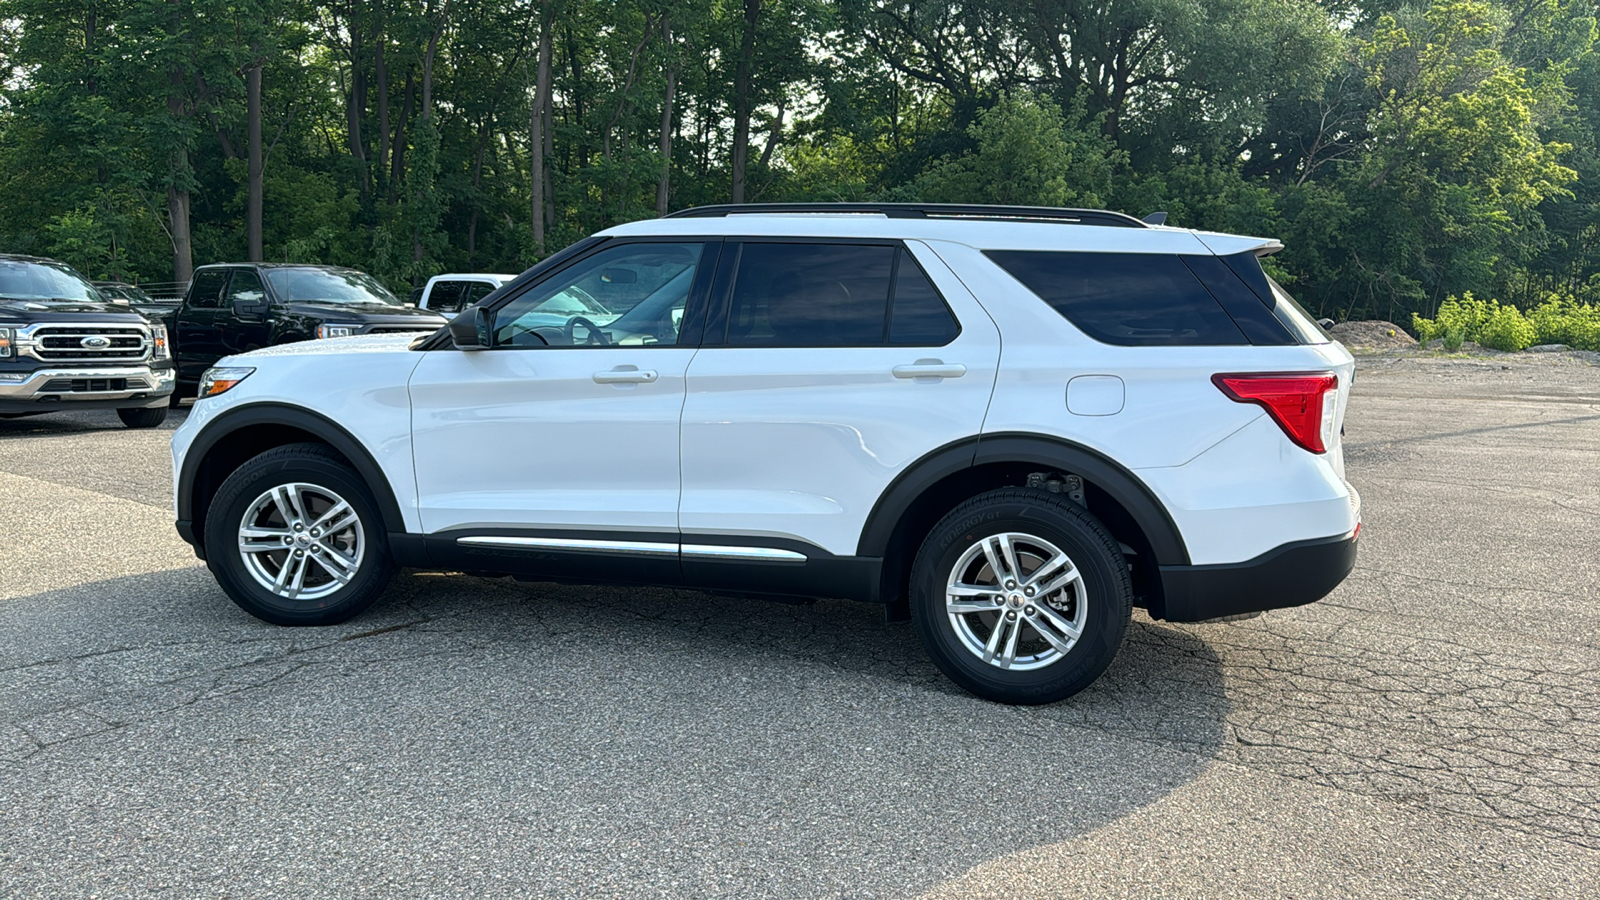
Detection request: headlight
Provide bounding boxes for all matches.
[150,324,171,360]
[0,327,11,358]
[198,366,255,399]
[317,324,358,339]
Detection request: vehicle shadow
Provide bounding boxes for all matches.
[0,566,1229,897]
[0,407,187,439]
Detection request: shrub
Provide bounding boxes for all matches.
[1528,297,1600,351]
[1411,292,1583,352]
[1412,293,1491,344]
[1476,305,1536,351]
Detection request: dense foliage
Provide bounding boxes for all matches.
[0,0,1596,325]
[1414,292,1600,349]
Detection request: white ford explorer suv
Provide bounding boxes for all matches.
[171,203,1359,704]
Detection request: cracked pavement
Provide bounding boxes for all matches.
[2,353,1599,897]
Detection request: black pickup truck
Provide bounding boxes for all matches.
[0,254,175,428]
[163,263,446,398]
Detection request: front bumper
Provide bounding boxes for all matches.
[0,365,174,412]
[1154,530,1359,622]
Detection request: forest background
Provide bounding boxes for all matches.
[0,0,1596,327]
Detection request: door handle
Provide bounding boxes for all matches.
[892,360,966,380]
[593,366,659,384]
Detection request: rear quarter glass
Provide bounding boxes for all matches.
[984,250,1248,347]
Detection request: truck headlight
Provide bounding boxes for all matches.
[317,324,358,339]
[150,324,171,360]
[0,327,11,358]
[198,366,254,399]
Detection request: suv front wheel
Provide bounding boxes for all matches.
[910,489,1132,704]
[203,443,396,625]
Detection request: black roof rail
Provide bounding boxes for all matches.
[663,203,1148,228]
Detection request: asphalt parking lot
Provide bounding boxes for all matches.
[2,353,1599,898]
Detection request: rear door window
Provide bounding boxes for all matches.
[725,243,895,347]
[985,251,1247,346]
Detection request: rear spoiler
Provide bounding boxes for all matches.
[1189,231,1283,257]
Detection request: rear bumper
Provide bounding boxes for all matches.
[1154,531,1358,623]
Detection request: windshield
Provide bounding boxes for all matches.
[264,268,401,306]
[0,259,103,303]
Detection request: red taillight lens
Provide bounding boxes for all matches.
[1212,372,1339,453]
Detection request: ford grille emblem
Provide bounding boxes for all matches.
[80,335,112,350]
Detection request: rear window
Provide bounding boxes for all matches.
[985,251,1248,346]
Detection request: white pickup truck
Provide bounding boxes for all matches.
[415,273,515,318]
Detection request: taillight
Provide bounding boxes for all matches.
[1212,372,1339,453]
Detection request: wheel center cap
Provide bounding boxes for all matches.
[1007,593,1025,609]
[295,533,312,547]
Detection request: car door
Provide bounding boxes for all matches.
[679,239,1002,567]
[220,267,271,355]
[408,240,717,579]
[175,268,231,384]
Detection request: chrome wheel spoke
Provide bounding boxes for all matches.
[982,614,1012,665]
[1031,602,1083,642]
[947,582,998,614]
[996,535,1022,584]
[996,615,1023,668]
[1023,551,1073,589]
[272,485,309,525]
[310,500,355,536]
[1025,610,1078,654]
[1030,564,1081,600]
[315,544,359,582]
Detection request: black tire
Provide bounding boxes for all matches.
[117,405,169,428]
[204,442,396,626]
[910,488,1132,705]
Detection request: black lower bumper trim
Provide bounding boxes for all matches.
[1156,533,1357,622]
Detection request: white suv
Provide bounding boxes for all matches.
[171,204,1359,704]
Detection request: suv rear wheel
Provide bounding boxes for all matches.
[203,443,396,625]
[910,489,1132,704]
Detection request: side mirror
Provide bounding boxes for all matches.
[449,306,493,350]
[1317,318,1335,330]
[232,297,267,320]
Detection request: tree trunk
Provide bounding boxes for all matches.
[392,68,413,189]
[165,4,192,284]
[731,0,761,203]
[468,120,489,265]
[531,8,553,254]
[422,1,450,122]
[247,59,264,261]
[376,37,390,190]
[168,183,192,284]
[565,23,587,169]
[656,17,677,217]
[345,11,368,193]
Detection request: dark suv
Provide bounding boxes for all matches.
[166,264,446,397]
[0,254,175,428]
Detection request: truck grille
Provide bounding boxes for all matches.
[32,326,148,361]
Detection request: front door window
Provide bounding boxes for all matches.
[492,243,703,348]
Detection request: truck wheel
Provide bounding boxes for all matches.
[204,442,396,626]
[117,406,168,429]
[910,489,1132,705]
